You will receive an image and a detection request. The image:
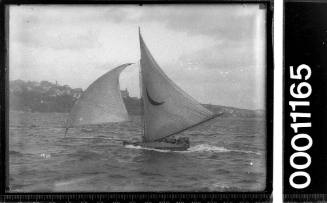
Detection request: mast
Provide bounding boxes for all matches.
[138,28,145,142]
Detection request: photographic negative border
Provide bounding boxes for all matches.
[0,0,273,202]
[284,1,327,202]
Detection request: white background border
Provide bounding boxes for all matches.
[273,0,283,202]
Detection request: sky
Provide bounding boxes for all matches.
[9,4,267,110]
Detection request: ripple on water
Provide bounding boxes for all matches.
[9,112,267,192]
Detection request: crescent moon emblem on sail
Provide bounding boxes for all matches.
[146,88,165,106]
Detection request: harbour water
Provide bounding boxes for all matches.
[9,111,266,192]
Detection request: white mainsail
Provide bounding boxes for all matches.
[66,63,132,129]
[139,31,215,142]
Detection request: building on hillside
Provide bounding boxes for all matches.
[72,88,83,99]
[121,88,129,98]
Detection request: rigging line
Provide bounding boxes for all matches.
[64,127,69,137]
[64,119,69,137]
[66,137,130,143]
[11,125,69,129]
[154,112,223,142]
[102,138,130,142]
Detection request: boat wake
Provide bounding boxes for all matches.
[186,144,261,155]
[124,144,172,153]
[185,144,230,153]
[65,138,262,155]
[124,144,229,153]
[232,149,262,155]
[125,144,261,155]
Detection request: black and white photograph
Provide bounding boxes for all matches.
[7,4,269,192]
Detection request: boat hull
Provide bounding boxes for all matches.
[123,139,190,151]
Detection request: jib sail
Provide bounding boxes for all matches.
[66,63,132,129]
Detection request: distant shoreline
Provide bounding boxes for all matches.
[9,79,264,118]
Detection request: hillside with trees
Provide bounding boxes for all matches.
[9,80,264,118]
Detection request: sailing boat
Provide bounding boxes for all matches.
[65,28,220,151]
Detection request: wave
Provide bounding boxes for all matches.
[187,144,262,155]
[125,144,261,155]
[66,136,262,155]
[124,145,172,153]
[67,136,124,142]
[9,150,24,157]
[53,177,94,191]
[40,153,52,159]
[184,144,230,153]
[66,136,95,139]
[70,150,101,161]
[125,144,230,153]
[232,149,262,155]
[210,182,244,191]
[80,128,94,133]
